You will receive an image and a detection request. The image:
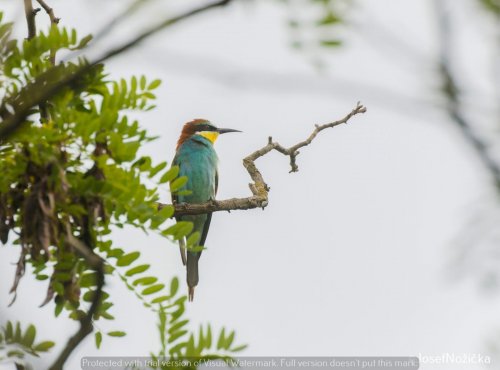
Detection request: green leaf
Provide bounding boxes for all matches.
[231,344,248,352]
[168,330,188,343]
[116,252,140,267]
[168,320,188,336]
[317,11,342,26]
[170,277,179,297]
[133,276,157,286]
[148,79,162,90]
[142,284,164,295]
[158,205,174,219]
[70,34,92,50]
[217,328,226,350]
[23,325,36,347]
[125,264,150,276]
[14,322,21,342]
[33,341,55,352]
[7,350,24,358]
[159,166,179,184]
[150,162,167,177]
[319,39,342,47]
[170,176,188,192]
[151,296,170,304]
[163,221,193,240]
[55,302,64,317]
[225,331,235,349]
[5,321,13,339]
[95,332,102,349]
[80,272,98,287]
[107,331,126,337]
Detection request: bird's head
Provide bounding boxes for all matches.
[176,119,241,149]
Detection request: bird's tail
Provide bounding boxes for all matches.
[186,252,199,302]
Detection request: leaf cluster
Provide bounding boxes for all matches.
[0,13,193,323]
[148,277,246,369]
[284,0,351,54]
[0,321,54,367]
[0,9,245,368]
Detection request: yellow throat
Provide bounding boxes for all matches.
[197,131,219,144]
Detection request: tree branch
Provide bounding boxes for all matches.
[163,102,367,216]
[23,0,38,40]
[35,0,60,25]
[47,226,104,370]
[90,0,233,65]
[1,0,234,142]
[35,0,60,65]
[434,0,500,190]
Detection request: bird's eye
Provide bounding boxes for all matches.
[197,124,215,132]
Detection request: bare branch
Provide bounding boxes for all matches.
[47,225,104,370]
[23,0,38,40]
[434,0,500,190]
[35,0,60,25]
[91,0,233,65]
[163,103,367,216]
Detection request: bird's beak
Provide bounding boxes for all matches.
[217,128,242,134]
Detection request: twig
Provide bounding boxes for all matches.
[35,0,60,25]
[47,226,104,370]
[162,103,367,216]
[35,0,60,65]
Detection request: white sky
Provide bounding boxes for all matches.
[1,1,500,369]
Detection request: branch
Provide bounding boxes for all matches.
[35,0,60,66]
[35,0,60,25]
[91,0,233,65]
[0,65,87,141]
[48,226,104,370]
[434,0,500,190]
[23,0,52,121]
[163,103,367,216]
[23,0,38,40]
[0,0,234,142]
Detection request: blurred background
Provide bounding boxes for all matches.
[1,0,500,369]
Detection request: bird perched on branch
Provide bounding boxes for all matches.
[172,119,241,301]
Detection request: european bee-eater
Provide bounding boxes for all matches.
[172,119,241,301]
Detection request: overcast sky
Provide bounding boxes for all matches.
[1,1,500,369]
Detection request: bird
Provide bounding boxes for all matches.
[172,119,241,301]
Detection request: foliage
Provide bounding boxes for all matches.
[0,8,241,369]
[283,0,352,55]
[0,10,189,317]
[0,321,54,368]
[478,0,500,16]
[150,278,246,369]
